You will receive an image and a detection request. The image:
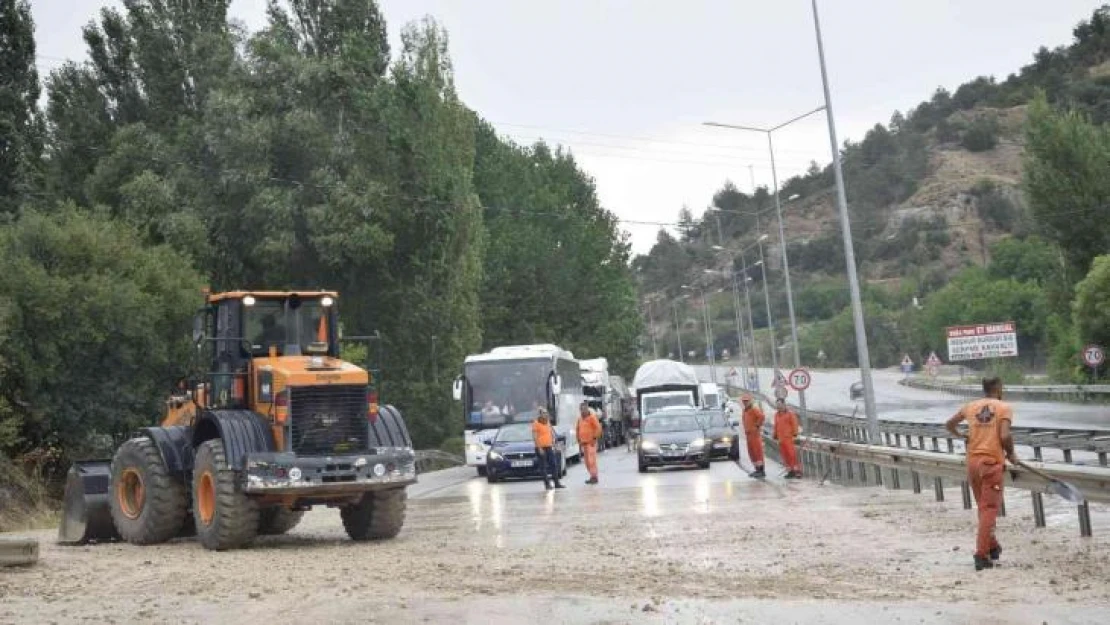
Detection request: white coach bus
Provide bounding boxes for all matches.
[452,344,583,476]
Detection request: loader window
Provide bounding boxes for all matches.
[243,298,336,357]
[246,301,287,353]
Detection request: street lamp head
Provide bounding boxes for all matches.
[681,285,693,290]
[702,269,718,274]
[711,245,725,251]
[788,194,801,201]
[753,260,764,267]
[758,234,770,242]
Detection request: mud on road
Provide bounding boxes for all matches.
[2,459,1109,624]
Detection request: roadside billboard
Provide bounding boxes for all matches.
[945,322,1018,362]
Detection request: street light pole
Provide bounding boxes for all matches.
[756,244,778,377]
[672,300,684,362]
[812,0,878,441]
[646,298,659,359]
[739,250,760,392]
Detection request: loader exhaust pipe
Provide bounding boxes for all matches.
[57,461,120,545]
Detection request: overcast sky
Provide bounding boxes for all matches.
[29,0,1102,254]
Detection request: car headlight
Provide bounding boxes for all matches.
[467,443,487,452]
[689,438,707,448]
[640,440,658,450]
[488,451,503,461]
[719,436,732,444]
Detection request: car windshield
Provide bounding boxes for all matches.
[465,359,551,428]
[703,393,720,409]
[643,392,694,415]
[642,413,701,433]
[706,412,728,428]
[495,423,534,443]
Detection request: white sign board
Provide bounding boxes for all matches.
[945,322,1018,362]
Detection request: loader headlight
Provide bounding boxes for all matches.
[373,463,386,477]
[354,457,368,468]
[321,296,334,307]
[243,295,256,307]
[288,467,302,481]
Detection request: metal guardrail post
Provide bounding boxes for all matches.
[845,459,854,482]
[874,464,883,486]
[1032,492,1046,528]
[1034,447,1043,461]
[934,477,945,502]
[947,439,955,454]
[891,468,901,490]
[1063,449,1073,463]
[1100,452,1108,467]
[835,456,843,481]
[918,435,926,450]
[961,482,972,509]
[860,461,868,484]
[1079,503,1093,538]
[912,471,921,494]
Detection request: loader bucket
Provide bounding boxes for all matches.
[57,461,120,545]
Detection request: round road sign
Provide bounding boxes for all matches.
[1083,344,1105,367]
[788,368,812,391]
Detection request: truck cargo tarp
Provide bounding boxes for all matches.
[632,360,699,391]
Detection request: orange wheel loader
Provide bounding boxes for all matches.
[58,291,416,551]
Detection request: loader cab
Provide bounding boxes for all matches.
[197,291,341,410]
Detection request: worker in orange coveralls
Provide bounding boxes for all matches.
[945,377,1015,571]
[740,394,766,478]
[773,398,802,479]
[576,402,603,485]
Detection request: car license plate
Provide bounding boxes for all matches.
[713,442,728,448]
[663,450,684,458]
[511,460,533,468]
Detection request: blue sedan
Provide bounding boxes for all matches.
[485,423,566,483]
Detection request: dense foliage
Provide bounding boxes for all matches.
[0,0,640,459]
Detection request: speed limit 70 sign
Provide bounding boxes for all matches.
[788,368,812,391]
[1083,345,1105,367]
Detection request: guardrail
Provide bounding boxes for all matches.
[748,390,1110,467]
[414,450,466,474]
[770,436,1110,537]
[900,376,1110,402]
[739,389,1110,536]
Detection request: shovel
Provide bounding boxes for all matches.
[1013,459,1086,505]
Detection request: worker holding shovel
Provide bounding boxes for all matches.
[945,376,1016,571]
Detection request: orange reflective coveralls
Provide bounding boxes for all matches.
[741,403,766,469]
[955,398,1013,558]
[773,408,801,474]
[576,412,603,479]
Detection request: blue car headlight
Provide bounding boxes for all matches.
[488,451,503,462]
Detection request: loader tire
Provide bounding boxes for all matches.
[109,437,187,545]
[258,507,304,535]
[340,488,406,541]
[193,439,259,551]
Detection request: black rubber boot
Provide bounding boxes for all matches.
[990,545,1001,561]
[554,482,566,489]
[974,556,994,571]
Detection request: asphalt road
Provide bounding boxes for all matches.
[697,365,1110,430]
[3,446,1108,624]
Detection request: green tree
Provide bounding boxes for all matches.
[1073,255,1110,358]
[0,208,203,457]
[1023,92,1110,275]
[0,0,43,216]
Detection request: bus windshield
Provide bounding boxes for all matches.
[465,359,552,429]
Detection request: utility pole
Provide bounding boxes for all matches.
[672,300,684,362]
[812,0,878,441]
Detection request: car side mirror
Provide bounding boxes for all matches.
[452,376,464,402]
[550,374,562,396]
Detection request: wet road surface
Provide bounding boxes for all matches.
[3,447,1109,624]
[700,366,1110,430]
